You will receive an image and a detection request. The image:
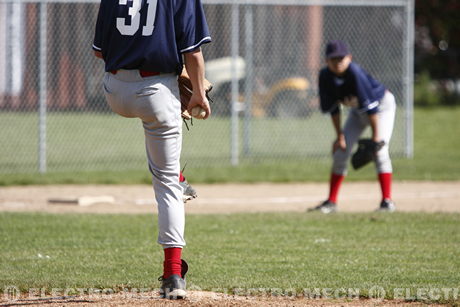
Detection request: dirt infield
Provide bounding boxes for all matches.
[0,182,458,306]
[1,290,439,307]
[1,181,459,214]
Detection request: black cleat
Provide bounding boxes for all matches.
[377,198,396,212]
[180,179,197,203]
[159,259,188,299]
[307,200,337,214]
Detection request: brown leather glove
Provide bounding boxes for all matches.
[177,67,213,120]
[351,139,385,170]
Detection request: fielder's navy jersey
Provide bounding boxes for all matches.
[319,62,386,115]
[93,0,211,73]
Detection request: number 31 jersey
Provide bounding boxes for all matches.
[93,0,211,74]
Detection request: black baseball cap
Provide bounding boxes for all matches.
[325,40,350,58]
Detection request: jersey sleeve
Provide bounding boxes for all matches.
[319,69,339,115]
[174,0,211,53]
[92,1,104,52]
[350,64,380,114]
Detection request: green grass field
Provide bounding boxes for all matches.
[1,106,460,185]
[1,107,459,303]
[0,212,459,303]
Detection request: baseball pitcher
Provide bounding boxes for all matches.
[92,0,211,299]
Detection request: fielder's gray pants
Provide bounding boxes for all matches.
[332,91,396,175]
[103,70,185,249]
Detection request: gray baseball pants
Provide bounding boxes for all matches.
[332,91,396,175]
[103,70,185,249]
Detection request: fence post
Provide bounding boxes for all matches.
[243,4,253,156]
[38,1,47,173]
[404,0,414,158]
[230,3,239,166]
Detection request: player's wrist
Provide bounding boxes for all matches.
[191,92,206,100]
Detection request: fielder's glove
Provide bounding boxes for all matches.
[177,67,213,127]
[351,139,385,170]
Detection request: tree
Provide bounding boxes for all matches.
[414,0,460,79]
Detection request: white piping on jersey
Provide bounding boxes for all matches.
[92,37,211,53]
[358,100,379,113]
[180,36,211,53]
[324,99,379,114]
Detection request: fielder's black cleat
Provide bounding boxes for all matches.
[159,259,188,299]
[377,198,396,212]
[307,200,337,214]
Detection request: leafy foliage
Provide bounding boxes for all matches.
[415,0,460,79]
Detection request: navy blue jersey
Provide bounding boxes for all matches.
[93,0,211,74]
[319,62,386,115]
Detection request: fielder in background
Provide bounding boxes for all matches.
[308,40,396,214]
[92,0,211,299]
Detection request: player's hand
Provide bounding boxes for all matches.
[333,135,346,153]
[187,92,211,119]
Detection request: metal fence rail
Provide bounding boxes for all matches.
[0,0,413,174]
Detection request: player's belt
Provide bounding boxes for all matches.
[110,70,161,78]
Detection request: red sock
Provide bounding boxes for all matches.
[328,173,345,204]
[378,173,392,200]
[179,172,185,182]
[163,247,182,279]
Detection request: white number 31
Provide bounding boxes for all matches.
[116,0,157,36]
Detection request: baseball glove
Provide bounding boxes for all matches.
[178,67,213,122]
[351,139,385,170]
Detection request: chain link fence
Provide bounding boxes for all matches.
[0,0,413,174]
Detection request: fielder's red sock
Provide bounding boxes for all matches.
[163,247,182,279]
[179,172,185,182]
[378,172,392,200]
[328,173,345,204]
